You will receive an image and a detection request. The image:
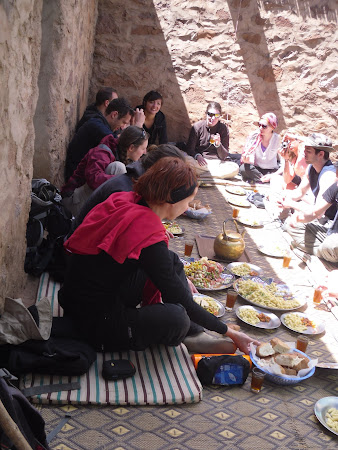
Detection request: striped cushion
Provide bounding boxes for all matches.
[21,273,202,405]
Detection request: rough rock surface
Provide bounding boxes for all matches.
[0,0,43,312]
[91,0,338,151]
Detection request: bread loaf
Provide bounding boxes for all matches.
[256,342,275,358]
[270,338,291,354]
[275,353,303,368]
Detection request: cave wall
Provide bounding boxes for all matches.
[90,0,338,150]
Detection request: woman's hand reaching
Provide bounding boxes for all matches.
[225,328,260,355]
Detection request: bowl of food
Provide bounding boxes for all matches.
[250,338,316,385]
[184,200,212,219]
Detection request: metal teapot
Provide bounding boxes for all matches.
[214,218,246,260]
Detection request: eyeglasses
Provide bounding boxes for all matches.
[258,123,268,129]
[207,112,221,118]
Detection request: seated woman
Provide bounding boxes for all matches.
[239,112,280,183]
[59,157,259,354]
[61,126,148,216]
[278,128,307,189]
[137,90,168,145]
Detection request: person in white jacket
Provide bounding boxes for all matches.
[239,112,280,183]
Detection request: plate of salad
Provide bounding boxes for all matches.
[183,257,235,291]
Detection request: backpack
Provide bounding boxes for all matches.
[24,179,73,280]
[0,369,49,449]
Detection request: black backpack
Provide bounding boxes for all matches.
[0,369,49,449]
[24,179,73,280]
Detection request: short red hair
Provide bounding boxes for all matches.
[134,157,197,204]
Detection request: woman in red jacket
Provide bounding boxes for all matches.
[59,157,259,353]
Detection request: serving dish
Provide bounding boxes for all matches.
[250,348,315,385]
[227,196,251,208]
[225,185,246,196]
[236,305,280,329]
[233,276,306,311]
[314,397,338,435]
[193,293,225,318]
[258,243,289,258]
[235,215,264,228]
[226,262,263,278]
[162,221,184,236]
[280,312,325,335]
[183,258,235,291]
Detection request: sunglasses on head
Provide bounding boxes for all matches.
[258,123,268,129]
[131,128,146,145]
[207,112,221,118]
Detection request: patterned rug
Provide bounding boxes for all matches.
[34,182,338,449]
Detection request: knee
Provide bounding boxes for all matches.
[162,304,191,346]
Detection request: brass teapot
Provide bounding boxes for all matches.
[214,219,246,260]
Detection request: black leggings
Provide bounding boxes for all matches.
[239,163,277,182]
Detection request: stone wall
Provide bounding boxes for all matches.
[90,0,337,150]
[33,0,98,187]
[0,0,43,311]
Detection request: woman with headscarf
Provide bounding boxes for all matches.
[59,157,259,354]
[239,112,281,183]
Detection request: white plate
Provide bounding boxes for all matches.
[258,244,289,258]
[233,276,307,311]
[225,185,246,196]
[315,397,338,436]
[193,293,225,318]
[280,312,325,335]
[226,262,263,277]
[162,221,185,236]
[227,196,251,208]
[236,305,281,329]
[236,215,264,228]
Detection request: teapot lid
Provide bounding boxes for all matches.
[224,230,242,242]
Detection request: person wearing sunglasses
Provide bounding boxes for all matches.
[61,126,149,217]
[185,101,241,173]
[239,112,280,183]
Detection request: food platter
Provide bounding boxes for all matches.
[226,262,263,277]
[236,305,281,329]
[314,397,338,436]
[227,196,251,208]
[280,312,325,335]
[193,293,225,318]
[183,257,235,291]
[162,221,185,236]
[258,243,289,258]
[225,185,246,196]
[235,215,264,228]
[233,276,307,311]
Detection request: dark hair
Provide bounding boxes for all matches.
[206,101,222,114]
[134,157,197,204]
[95,87,117,106]
[117,126,149,165]
[314,148,330,160]
[141,144,186,171]
[142,90,163,108]
[106,98,134,120]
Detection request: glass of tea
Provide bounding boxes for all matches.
[296,335,308,353]
[232,208,239,218]
[184,240,194,258]
[251,368,265,393]
[313,287,323,304]
[225,289,238,311]
[282,251,291,268]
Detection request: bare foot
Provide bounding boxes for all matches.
[183,331,237,354]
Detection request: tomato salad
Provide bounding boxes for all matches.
[184,257,225,289]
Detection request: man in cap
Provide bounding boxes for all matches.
[278,133,337,258]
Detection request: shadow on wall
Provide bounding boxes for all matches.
[90,0,192,143]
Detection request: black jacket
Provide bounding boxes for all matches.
[136,106,168,145]
[75,103,103,132]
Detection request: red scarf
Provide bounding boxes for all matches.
[64,191,168,263]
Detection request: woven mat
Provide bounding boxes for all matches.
[19,273,202,406]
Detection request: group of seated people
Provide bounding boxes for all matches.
[57,87,337,355]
